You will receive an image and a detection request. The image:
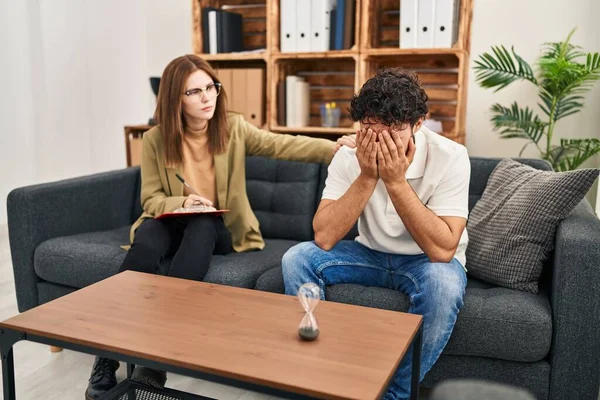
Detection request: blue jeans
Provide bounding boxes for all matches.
[282,240,467,400]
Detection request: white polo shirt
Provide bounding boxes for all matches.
[322,126,470,267]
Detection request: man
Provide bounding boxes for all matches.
[282,68,471,400]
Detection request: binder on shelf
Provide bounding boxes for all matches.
[417,0,435,48]
[204,9,243,54]
[285,76,299,127]
[202,7,217,53]
[296,0,312,52]
[333,0,346,50]
[231,69,248,116]
[280,0,297,52]
[399,0,418,48]
[433,0,460,48]
[208,10,218,54]
[342,0,355,49]
[215,68,232,109]
[329,5,337,50]
[296,80,310,127]
[310,0,332,52]
[245,69,265,127]
[218,11,243,53]
[218,68,264,128]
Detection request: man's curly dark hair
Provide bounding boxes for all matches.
[349,68,429,128]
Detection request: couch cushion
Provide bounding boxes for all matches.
[246,156,321,241]
[255,264,286,293]
[467,157,552,211]
[34,226,298,290]
[203,239,298,288]
[34,226,130,288]
[254,267,552,363]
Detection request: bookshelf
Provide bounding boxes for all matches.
[191,0,474,143]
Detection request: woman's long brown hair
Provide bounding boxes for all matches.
[154,54,229,167]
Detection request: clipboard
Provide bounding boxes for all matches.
[155,209,230,220]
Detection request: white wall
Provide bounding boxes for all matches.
[0,0,191,225]
[144,0,193,77]
[466,0,600,207]
[0,0,37,217]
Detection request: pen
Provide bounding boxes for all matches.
[175,173,200,196]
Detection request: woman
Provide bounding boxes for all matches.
[85,54,355,399]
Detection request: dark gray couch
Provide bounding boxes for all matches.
[7,156,600,400]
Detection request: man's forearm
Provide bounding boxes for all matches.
[387,181,456,263]
[313,175,377,250]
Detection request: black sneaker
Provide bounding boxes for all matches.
[131,366,167,389]
[85,356,120,400]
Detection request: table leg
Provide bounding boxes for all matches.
[1,329,22,400]
[410,325,423,400]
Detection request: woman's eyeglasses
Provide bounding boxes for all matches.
[184,82,222,102]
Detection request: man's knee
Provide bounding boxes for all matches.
[282,241,325,296]
[282,241,320,274]
[423,261,466,309]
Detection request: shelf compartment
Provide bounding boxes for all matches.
[270,57,359,133]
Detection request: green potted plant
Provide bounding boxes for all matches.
[474,29,600,171]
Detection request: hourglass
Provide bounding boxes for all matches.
[297,283,321,341]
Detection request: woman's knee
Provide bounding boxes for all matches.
[134,218,173,242]
[184,215,219,233]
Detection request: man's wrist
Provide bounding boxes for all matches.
[357,173,379,188]
[385,178,410,194]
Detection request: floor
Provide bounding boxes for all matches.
[0,224,432,399]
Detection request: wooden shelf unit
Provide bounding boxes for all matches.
[191,0,473,142]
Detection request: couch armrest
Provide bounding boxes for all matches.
[549,200,600,400]
[7,167,140,312]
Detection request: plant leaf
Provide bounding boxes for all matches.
[474,46,537,91]
[553,94,585,121]
[538,32,600,103]
[551,138,600,171]
[537,32,600,126]
[537,90,554,117]
[490,102,547,144]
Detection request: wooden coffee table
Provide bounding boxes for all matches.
[0,271,423,400]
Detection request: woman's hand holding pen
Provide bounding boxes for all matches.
[183,194,213,208]
[176,173,213,208]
